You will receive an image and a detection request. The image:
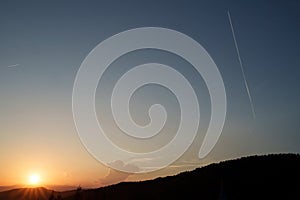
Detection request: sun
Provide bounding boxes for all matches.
[28,174,41,185]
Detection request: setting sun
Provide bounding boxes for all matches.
[28,174,41,185]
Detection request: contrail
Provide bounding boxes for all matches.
[7,64,20,68]
[228,10,256,119]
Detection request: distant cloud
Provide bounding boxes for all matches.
[6,64,20,68]
[62,171,72,179]
[46,184,77,192]
[155,159,203,173]
[99,160,140,186]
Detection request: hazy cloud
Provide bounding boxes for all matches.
[99,160,140,186]
[6,64,20,68]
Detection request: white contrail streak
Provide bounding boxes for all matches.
[7,64,20,68]
[228,11,256,119]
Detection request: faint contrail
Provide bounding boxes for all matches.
[7,64,20,68]
[228,10,256,119]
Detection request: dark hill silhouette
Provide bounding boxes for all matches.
[0,154,299,200]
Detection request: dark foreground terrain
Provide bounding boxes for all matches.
[0,154,299,200]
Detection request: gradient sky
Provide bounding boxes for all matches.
[0,0,299,190]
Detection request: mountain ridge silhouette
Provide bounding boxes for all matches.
[0,154,299,200]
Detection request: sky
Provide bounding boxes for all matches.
[0,0,299,190]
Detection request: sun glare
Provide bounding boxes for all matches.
[29,174,41,185]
